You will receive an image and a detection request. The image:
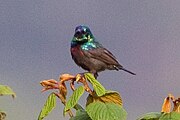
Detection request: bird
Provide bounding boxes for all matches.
[70,25,135,78]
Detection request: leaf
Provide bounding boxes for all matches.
[69,110,92,120]
[173,97,180,113]
[0,111,6,120]
[86,102,127,120]
[38,93,56,120]
[137,112,161,120]
[0,85,16,98]
[84,73,106,96]
[98,91,122,105]
[65,86,85,112]
[86,90,122,106]
[161,94,173,113]
[159,112,180,120]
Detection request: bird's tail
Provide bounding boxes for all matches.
[121,67,136,75]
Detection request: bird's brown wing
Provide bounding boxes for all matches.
[84,47,122,68]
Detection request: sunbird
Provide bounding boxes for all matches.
[70,25,135,78]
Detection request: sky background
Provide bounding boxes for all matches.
[0,1,180,120]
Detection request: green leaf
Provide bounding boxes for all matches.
[65,86,85,112]
[69,110,92,120]
[100,90,122,105]
[159,112,180,120]
[86,90,122,106]
[0,85,16,98]
[137,112,161,120]
[38,93,56,120]
[86,101,127,120]
[84,73,106,96]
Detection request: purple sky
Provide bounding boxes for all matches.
[0,1,180,120]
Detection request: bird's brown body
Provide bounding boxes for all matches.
[71,25,135,78]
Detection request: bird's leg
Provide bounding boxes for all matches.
[94,72,98,79]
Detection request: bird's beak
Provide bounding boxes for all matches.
[75,33,88,41]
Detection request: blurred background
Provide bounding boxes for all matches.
[0,1,180,120]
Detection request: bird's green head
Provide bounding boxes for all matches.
[72,25,94,44]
